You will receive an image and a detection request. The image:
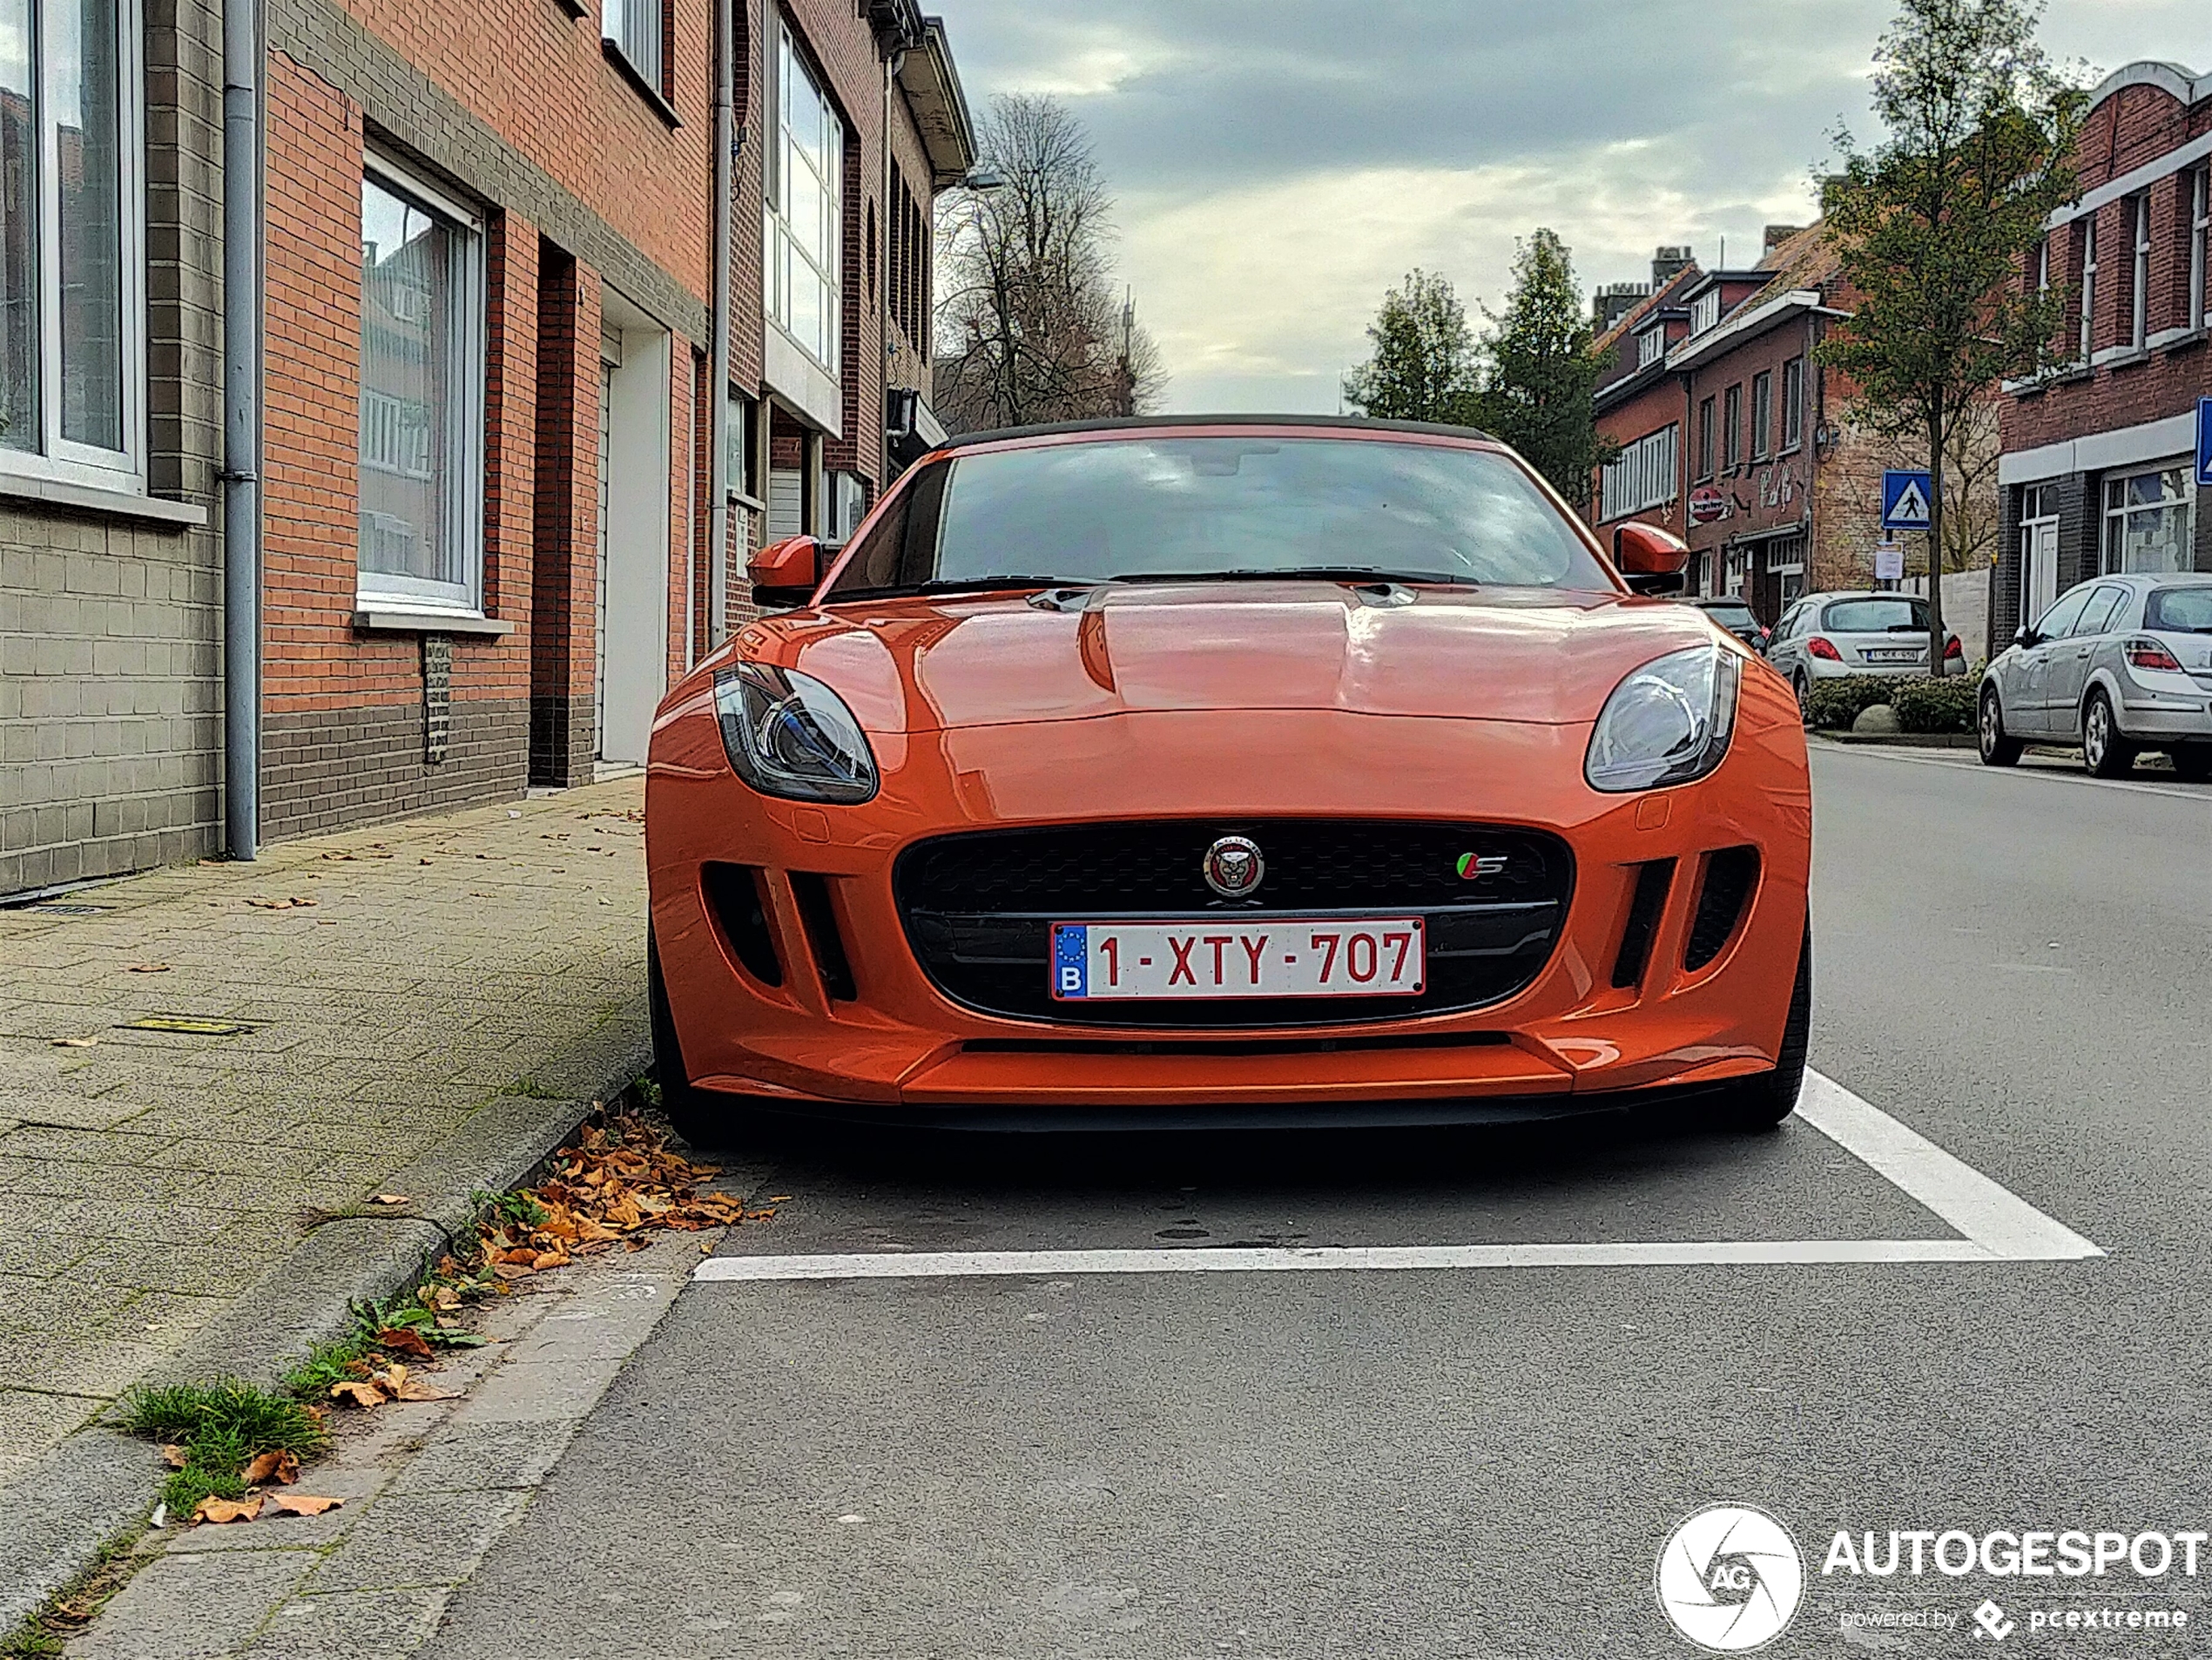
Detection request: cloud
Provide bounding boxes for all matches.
[928,0,2212,411]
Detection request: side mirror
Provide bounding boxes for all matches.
[749,536,831,609]
[2013,624,2035,648]
[1613,522,1690,594]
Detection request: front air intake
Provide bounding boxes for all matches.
[702,863,783,987]
[789,873,857,1002]
[1684,847,1760,970]
[1611,859,1676,989]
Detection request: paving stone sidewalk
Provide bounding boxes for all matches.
[0,779,651,1491]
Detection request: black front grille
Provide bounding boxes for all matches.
[894,820,1573,1028]
[1685,847,1759,970]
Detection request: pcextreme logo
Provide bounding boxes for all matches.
[1656,1504,1806,1652]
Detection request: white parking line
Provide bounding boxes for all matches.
[691,1070,2102,1284]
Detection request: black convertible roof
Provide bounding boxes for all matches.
[933,413,1499,451]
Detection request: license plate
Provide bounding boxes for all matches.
[1050,918,1426,1001]
[1864,648,1920,663]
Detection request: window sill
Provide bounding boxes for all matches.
[601,38,680,127]
[554,0,584,15]
[2104,348,2153,373]
[2159,327,2206,356]
[1778,442,1804,458]
[353,607,516,638]
[0,472,208,528]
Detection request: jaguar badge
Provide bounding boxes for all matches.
[1203,835,1265,899]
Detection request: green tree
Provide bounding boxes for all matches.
[1473,229,1611,510]
[1819,0,2084,671]
[1342,269,1482,426]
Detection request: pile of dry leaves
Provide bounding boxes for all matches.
[168,1445,345,1526]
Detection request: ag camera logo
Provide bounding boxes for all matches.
[1656,1504,1805,1652]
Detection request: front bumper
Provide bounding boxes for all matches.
[645,681,1811,1121]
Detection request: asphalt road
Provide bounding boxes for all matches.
[428,746,2211,1659]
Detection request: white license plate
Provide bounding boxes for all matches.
[1864,648,1921,663]
[1050,918,1426,1001]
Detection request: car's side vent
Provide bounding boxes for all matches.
[1611,860,1676,989]
[789,873,857,1002]
[1685,847,1761,971]
[702,863,783,987]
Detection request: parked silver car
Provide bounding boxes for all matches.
[1764,590,1965,710]
[1979,572,2212,779]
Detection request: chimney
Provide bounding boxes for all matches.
[1763,224,1807,258]
[1650,246,1693,287]
[1592,280,1649,332]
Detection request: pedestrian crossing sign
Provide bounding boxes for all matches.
[1881,470,1934,531]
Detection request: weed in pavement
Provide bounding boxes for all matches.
[113,1380,327,1517]
[0,1522,150,1659]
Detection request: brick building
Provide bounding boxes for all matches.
[1590,251,1705,547]
[0,0,225,899]
[1995,61,2211,645]
[0,0,975,895]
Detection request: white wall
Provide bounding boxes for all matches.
[597,293,671,767]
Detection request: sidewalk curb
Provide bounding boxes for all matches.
[1813,732,1979,749]
[0,1028,652,1636]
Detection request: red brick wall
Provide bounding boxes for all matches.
[1680,312,1822,569]
[1591,373,1688,540]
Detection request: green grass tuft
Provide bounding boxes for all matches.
[115,1378,327,1515]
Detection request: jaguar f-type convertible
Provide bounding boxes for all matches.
[644,417,1811,1139]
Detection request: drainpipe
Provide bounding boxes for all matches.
[221,0,264,859]
[705,0,736,651]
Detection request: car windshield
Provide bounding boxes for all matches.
[825,435,1615,598]
[1703,603,1756,622]
[1822,597,1928,633]
[2145,586,2212,633]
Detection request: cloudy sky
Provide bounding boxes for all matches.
[927,0,2209,413]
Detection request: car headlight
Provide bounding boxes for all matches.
[1585,644,1742,793]
[713,663,879,804]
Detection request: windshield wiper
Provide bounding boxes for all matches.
[1109,567,1480,587]
[895,577,1088,597]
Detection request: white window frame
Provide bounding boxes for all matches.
[0,0,146,495]
[2078,216,2096,363]
[1635,327,1663,368]
[765,22,843,376]
[2192,165,2208,331]
[1690,291,1720,335]
[1780,356,1804,450]
[1750,370,1772,461]
[355,152,488,616]
[601,0,663,96]
[2129,193,2150,350]
[1599,423,1678,523]
[2101,463,2195,577]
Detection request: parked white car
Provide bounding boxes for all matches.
[1979,572,2212,779]
[1765,591,1964,712]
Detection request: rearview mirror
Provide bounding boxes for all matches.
[750,536,831,609]
[2013,624,2035,648]
[1613,522,1690,590]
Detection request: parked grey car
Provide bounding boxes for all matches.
[1979,572,2212,779]
[1765,591,1965,710]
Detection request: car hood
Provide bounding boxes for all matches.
[733,584,1731,735]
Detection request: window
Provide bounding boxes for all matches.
[2192,166,2208,331]
[887,167,929,359]
[2101,465,2194,575]
[765,26,843,373]
[0,0,142,489]
[2072,584,2128,638]
[357,163,485,611]
[1636,327,1664,368]
[2128,193,2150,350]
[2078,215,2096,361]
[1691,290,1720,334]
[2031,584,2091,641]
[1695,396,1715,481]
[1722,383,1743,470]
[1599,424,1679,522]
[2021,482,2055,523]
[1750,370,1772,461]
[1781,356,1804,450]
[601,0,663,96]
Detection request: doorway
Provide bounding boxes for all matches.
[593,289,671,768]
[2019,484,2058,632]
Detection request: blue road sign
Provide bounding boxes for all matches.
[1881,469,1934,532]
[2196,396,2211,489]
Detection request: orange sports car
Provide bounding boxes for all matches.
[644,417,1811,1140]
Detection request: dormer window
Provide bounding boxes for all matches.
[1636,328,1664,368]
[1691,291,1721,335]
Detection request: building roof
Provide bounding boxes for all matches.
[899,17,979,186]
[1592,261,1703,361]
[1662,223,1845,372]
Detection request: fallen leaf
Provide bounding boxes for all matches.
[127,963,172,974]
[489,1262,534,1281]
[329,1380,386,1408]
[240,1448,300,1487]
[765,1196,793,1204]
[51,1036,98,1049]
[270,1494,343,1517]
[192,1495,261,1525]
[160,1444,189,1469]
[377,1326,434,1358]
[368,1193,410,1206]
[395,1376,459,1402]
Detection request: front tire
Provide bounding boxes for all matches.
[1978,687,2021,766]
[648,931,759,1149]
[1710,920,1811,1132]
[2081,691,2134,778]
[1793,671,1812,725]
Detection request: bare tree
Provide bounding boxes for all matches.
[934,96,1166,432]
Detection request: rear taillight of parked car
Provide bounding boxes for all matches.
[2124,638,2185,672]
[1806,637,1841,661]
[1944,636,1963,660]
